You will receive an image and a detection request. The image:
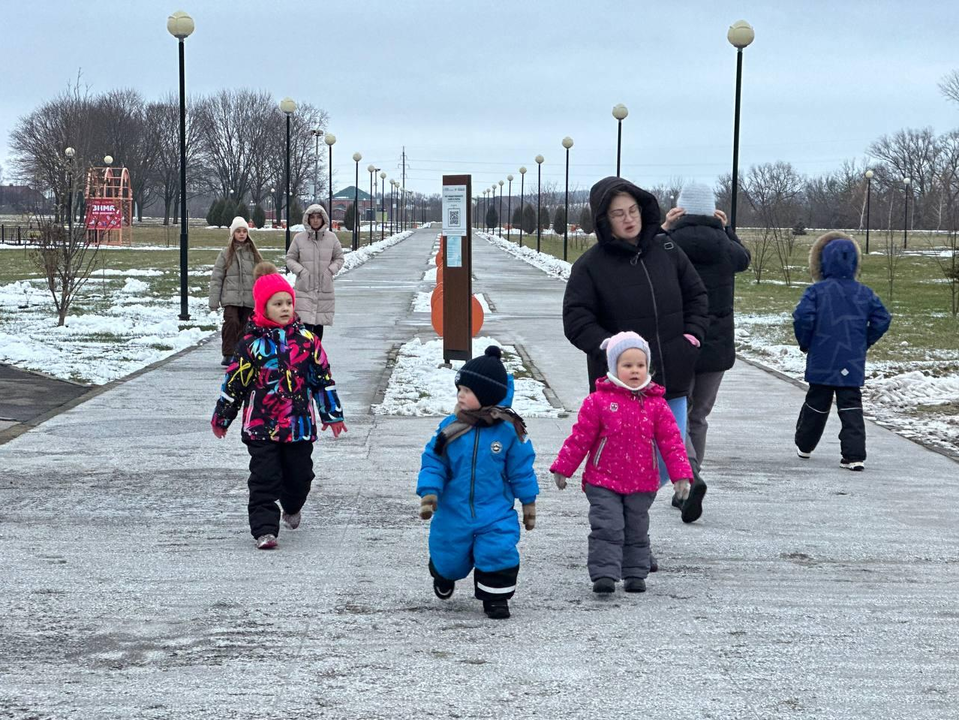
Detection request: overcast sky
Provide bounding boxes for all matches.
[2,0,957,196]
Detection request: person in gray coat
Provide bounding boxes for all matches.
[209,216,263,365]
[285,203,345,339]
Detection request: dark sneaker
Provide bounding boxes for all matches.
[592,577,616,594]
[623,577,647,593]
[483,599,510,619]
[221,355,232,366]
[840,459,865,471]
[255,534,277,550]
[433,577,455,600]
[282,511,301,530]
[681,472,708,524]
[649,554,659,573]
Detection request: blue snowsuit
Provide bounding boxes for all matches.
[417,378,539,599]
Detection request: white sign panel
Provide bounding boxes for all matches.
[446,235,462,268]
[442,184,467,237]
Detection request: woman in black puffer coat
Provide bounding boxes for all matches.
[663,182,750,471]
[562,176,709,523]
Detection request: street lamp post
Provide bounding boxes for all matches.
[536,155,544,252]
[903,177,911,249]
[518,166,526,248]
[727,19,755,233]
[324,132,336,222]
[368,164,376,245]
[167,10,194,321]
[498,180,504,238]
[562,136,574,261]
[612,104,628,177]
[280,97,297,252]
[506,175,513,243]
[352,152,362,251]
[311,129,323,203]
[64,147,75,237]
[379,171,386,241]
[269,187,275,227]
[864,169,874,254]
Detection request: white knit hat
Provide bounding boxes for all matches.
[600,331,651,371]
[677,183,716,217]
[229,216,250,236]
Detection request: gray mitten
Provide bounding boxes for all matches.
[419,494,438,520]
[674,479,690,501]
[552,472,568,490]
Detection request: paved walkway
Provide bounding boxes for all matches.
[1,227,956,719]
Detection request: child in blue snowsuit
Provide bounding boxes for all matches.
[793,232,891,470]
[417,346,539,620]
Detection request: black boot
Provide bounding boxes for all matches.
[592,577,616,594]
[649,554,659,573]
[433,577,455,599]
[681,470,708,524]
[623,577,646,593]
[483,598,510,619]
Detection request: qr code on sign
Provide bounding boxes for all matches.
[448,209,460,227]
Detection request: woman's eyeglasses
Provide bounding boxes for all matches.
[608,204,640,221]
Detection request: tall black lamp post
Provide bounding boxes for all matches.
[64,146,75,236]
[518,166,526,247]
[535,155,543,252]
[324,132,336,220]
[498,180,504,238]
[612,104,628,177]
[167,10,195,321]
[280,97,297,251]
[367,164,376,245]
[562,136,573,261]
[903,177,911,249]
[864,169,874,254]
[379,171,386,241]
[506,174,513,243]
[352,152,362,251]
[727,19,755,233]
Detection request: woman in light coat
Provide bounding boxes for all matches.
[285,203,344,339]
[209,216,263,365]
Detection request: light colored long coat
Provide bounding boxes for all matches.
[285,204,345,326]
[208,243,258,310]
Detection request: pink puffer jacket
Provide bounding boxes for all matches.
[550,377,692,494]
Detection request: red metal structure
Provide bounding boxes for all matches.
[83,165,133,244]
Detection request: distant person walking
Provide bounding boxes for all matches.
[208,216,262,366]
[285,204,344,340]
[662,182,751,471]
[793,232,891,470]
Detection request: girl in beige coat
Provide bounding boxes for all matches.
[209,216,263,365]
[285,203,344,339]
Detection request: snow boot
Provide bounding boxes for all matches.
[433,577,455,600]
[681,470,708,524]
[623,577,647,593]
[483,599,510,619]
[592,577,616,594]
[840,459,864,471]
[256,534,277,550]
[282,511,301,530]
[649,554,659,573]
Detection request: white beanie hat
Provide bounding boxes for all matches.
[229,216,250,236]
[677,183,716,217]
[600,331,651,371]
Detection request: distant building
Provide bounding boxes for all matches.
[0,184,51,214]
[331,186,374,221]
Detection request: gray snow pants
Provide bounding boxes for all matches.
[685,370,726,470]
[585,484,657,582]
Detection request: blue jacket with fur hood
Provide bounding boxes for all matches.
[793,232,891,387]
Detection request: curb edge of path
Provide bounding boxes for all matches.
[736,353,958,463]
[0,333,218,447]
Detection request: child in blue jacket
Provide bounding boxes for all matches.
[793,232,891,470]
[417,346,539,620]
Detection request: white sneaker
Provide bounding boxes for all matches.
[256,534,278,549]
[840,460,864,471]
[796,447,812,459]
[282,511,301,530]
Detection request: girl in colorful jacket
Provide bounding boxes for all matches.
[550,332,692,594]
[212,262,346,550]
[417,346,539,620]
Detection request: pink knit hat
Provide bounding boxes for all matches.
[600,331,651,370]
[252,263,296,327]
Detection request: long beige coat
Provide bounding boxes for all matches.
[208,243,257,310]
[285,204,345,326]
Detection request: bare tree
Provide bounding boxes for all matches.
[881,195,904,300]
[143,94,203,225]
[938,69,959,103]
[744,161,805,284]
[869,127,940,230]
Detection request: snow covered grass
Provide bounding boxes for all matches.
[0,229,415,385]
[372,336,562,418]
[479,230,959,457]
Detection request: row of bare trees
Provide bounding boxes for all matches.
[9,80,329,225]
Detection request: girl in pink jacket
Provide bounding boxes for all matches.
[550,331,692,594]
